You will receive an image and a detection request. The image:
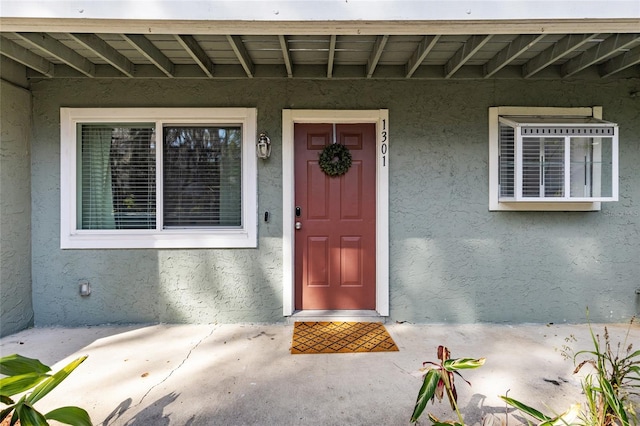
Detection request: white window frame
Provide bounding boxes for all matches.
[60,107,258,249]
[489,106,618,212]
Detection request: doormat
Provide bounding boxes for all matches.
[290,321,399,354]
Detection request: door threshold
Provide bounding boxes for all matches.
[286,310,385,324]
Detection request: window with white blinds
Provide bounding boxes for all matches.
[163,126,242,228]
[490,107,619,211]
[61,108,257,249]
[79,124,156,230]
[521,137,565,198]
[498,123,514,198]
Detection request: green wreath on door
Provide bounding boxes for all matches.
[318,143,352,177]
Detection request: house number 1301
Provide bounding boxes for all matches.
[381,119,388,167]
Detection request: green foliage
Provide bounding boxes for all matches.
[0,354,91,426]
[0,355,51,377]
[318,143,353,177]
[571,314,639,425]
[502,313,639,426]
[499,396,553,423]
[499,396,582,425]
[410,345,485,424]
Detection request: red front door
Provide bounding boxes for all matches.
[294,123,376,310]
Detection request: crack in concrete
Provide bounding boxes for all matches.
[137,325,219,405]
[100,325,219,425]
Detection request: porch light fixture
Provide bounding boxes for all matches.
[257,131,271,159]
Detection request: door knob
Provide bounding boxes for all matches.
[295,222,302,230]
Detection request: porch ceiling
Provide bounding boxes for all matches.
[1,24,639,80]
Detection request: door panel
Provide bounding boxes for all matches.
[294,123,376,310]
[307,237,329,287]
[340,236,362,287]
[308,162,329,219]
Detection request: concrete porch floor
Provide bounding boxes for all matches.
[1,322,638,426]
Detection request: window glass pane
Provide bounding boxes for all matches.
[599,137,614,198]
[570,137,613,198]
[521,137,541,197]
[521,137,564,198]
[498,124,514,197]
[543,138,564,197]
[78,124,156,230]
[163,126,242,228]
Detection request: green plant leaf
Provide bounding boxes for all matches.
[601,377,629,425]
[625,349,640,359]
[627,365,640,385]
[26,356,87,406]
[1,405,16,422]
[1,394,15,405]
[499,395,552,422]
[16,402,49,426]
[45,406,92,426]
[0,355,51,377]
[427,413,464,426]
[0,373,48,397]
[539,403,582,426]
[443,358,485,371]
[410,369,440,423]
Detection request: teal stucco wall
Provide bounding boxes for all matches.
[0,77,34,337]
[28,78,640,326]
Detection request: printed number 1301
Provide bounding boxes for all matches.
[381,119,388,167]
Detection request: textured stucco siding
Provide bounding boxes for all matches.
[28,78,640,326]
[0,79,33,336]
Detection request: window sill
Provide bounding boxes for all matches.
[490,201,601,212]
[60,230,257,249]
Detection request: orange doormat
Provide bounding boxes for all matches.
[290,321,399,354]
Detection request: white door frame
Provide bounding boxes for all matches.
[282,109,389,316]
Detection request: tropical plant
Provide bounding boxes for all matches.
[501,315,640,426]
[499,395,583,425]
[572,316,639,425]
[0,354,91,426]
[411,345,485,425]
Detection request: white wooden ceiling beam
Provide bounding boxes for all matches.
[405,35,440,78]
[483,34,545,78]
[69,33,134,77]
[444,34,493,78]
[2,18,638,36]
[562,34,640,77]
[3,1,638,23]
[327,35,336,78]
[600,44,640,77]
[226,35,254,78]
[14,32,95,77]
[0,35,55,76]
[278,35,293,78]
[175,35,214,78]
[366,35,389,78]
[122,33,174,77]
[523,33,600,78]
[26,62,638,80]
